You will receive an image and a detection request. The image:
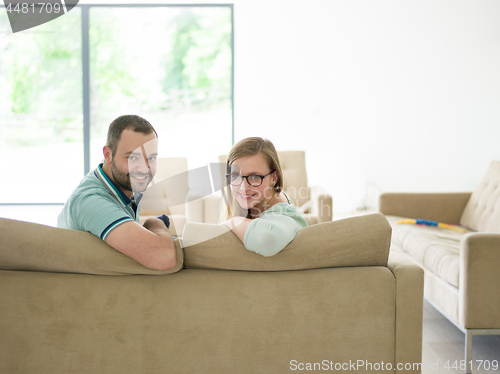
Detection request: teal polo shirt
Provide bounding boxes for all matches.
[58,164,142,241]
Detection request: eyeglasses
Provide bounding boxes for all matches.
[226,171,274,187]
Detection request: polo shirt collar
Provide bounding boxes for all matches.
[95,164,143,208]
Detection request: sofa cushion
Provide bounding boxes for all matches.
[278,150,310,207]
[460,160,500,233]
[182,213,392,271]
[386,215,471,288]
[0,218,183,275]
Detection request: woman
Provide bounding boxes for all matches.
[220,137,307,256]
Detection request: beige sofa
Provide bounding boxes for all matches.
[0,213,423,374]
[379,160,500,373]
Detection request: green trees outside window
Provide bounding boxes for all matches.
[0,5,233,204]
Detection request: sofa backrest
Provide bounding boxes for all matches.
[182,213,392,271]
[460,160,500,233]
[278,150,310,208]
[1,213,392,275]
[0,218,184,275]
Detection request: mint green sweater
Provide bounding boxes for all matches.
[243,203,308,257]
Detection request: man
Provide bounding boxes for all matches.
[58,114,176,270]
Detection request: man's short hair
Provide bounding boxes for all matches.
[106,115,157,157]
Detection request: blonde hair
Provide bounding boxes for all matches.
[220,137,284,221]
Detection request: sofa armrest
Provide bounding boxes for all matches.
[387,251,424,373]
[185,190,223,224]
[379,192,471,224]
[185,189,205,223]
[309,186,333,223]
[202,193,223,223]
[459,232,500,328]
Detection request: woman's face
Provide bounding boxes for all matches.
[229,153,278,213]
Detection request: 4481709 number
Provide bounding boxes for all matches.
[444,360,498,371]
[6,2,63,14]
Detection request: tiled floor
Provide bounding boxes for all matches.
[422,299,500,374]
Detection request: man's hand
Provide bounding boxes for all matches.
[106,219,177,270]
[143,217,168,231]
[155,214,170,229]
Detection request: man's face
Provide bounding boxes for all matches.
[109,129,158,194]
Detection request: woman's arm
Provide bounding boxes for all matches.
[220,217,252,242]
[221,205,307,257]
[222,215,302,257]
[244,215,299,256]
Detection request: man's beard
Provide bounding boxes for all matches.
[110,159,152,194]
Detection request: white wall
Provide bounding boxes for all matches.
[232,0,500,213]
[61,0,500,214]
[4,0,497,224]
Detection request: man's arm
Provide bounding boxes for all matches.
[105,217,176,270]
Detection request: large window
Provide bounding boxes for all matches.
[0,4,233,205]
[0,7,83,204]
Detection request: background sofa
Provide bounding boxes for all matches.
[379,160,500,373]
[0,213,423,374]
[139,157,189,237]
